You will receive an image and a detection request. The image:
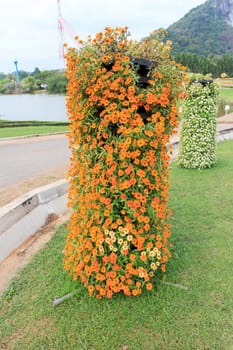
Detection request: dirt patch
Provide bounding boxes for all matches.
[0,211,70,294]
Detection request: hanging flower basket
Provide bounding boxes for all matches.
[64,27,185,298]
[178,79,219,169]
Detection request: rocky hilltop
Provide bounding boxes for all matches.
[166,0,233,55]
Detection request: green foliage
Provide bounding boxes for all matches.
[167,0,233,56]
[178,81,219,168]
[0,120,69,127]
[0,69,67,95]
[46,72,67,94]
[0,80,16,94]
[31,67,41,76]
[0,72,6,80]
[20,75,41,93]
[18,70,30,80]
[175,52,233,78]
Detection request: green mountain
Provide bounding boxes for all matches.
[167,0,233,55]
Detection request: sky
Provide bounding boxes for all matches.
[0,0,205,74]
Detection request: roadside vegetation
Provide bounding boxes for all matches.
[1,140,232,350]
[0,120,68,138]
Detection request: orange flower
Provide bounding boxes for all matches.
[146,283,153,291]
[132,289,138,296]
[161,265,166,273]
[118,169,124,176]
[64,26,184,298]
[140,252,147,262]
[129,254,136,261]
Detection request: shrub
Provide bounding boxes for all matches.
[178,81,219,169]
[64,27,185,298]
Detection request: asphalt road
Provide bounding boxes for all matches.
[0,117,233,190]
[0,134,70,188]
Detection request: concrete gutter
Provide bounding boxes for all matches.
[0,179,68,263]
[0,128,233,264]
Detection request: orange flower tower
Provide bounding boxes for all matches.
[64,27,185,298]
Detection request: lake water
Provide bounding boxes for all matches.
[0,94,67,122]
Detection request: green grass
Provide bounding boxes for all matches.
[0,120,68,138]
[1,140,233,350]
[0,125,68,138]
[219,86,233,101]
[218,87,233,116]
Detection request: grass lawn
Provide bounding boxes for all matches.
[0,120,68,138]
[0,140,233,350]
[219,87,233,101]
[0,125,68,138]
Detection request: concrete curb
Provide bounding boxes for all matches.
[217,129,233,141]
[0,179,68,263]
[0,128,233,264]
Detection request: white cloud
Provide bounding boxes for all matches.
[0,0,205,73]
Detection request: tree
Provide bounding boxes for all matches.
[31,67,41,76]
[18,70,30,80]
[20,76,40,93]
[0,72,6,80]
[46,72,67,94]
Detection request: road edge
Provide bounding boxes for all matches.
[0,179,69,263]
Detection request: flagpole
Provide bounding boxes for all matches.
[57,0,65,69]
[57,0,62,17]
